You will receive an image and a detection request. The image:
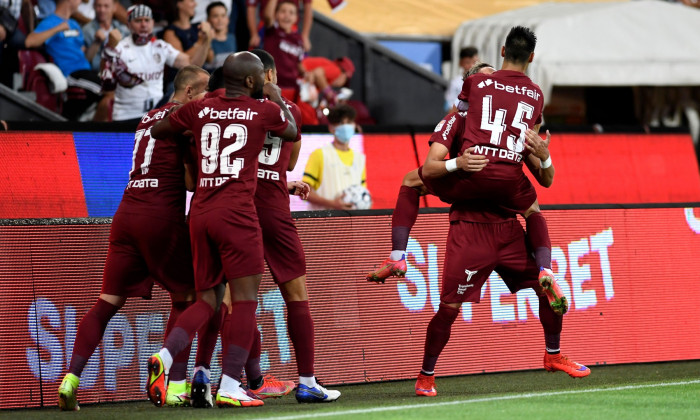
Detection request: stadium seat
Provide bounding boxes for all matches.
[17,50,63,113]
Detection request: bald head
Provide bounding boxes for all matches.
[223,51,265,98]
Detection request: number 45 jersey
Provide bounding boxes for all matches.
[169,94,289,216]
[255,97,302,211]
[121,102,189,221]
[458,69,544,180]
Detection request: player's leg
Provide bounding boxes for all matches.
[58,294,124,411]
[417,221,496,396]
[216,274,264,408]
[367,169,427,283]
[163,293,195,407]
[497,227,589,378]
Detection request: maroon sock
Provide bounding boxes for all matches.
[221,300,257,382]
[526,212,552,270]
[286,300,315,376]
[166,301,195,382]
[538,294,562,352]
[421,303,460,373]
[68,299,120,377]
[391,185,420,252]
[195,305,224,370]
[244,327,262,384]
[164,300,214,362]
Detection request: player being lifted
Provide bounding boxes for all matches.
[145,51,298,409]
[367,31,566,316]
[57,66,211,411]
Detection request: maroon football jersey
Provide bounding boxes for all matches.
[428,111,467,159]
[458,70,544,180]
[255,97,302,210]
[263,23,304,89]
[120,102,188,221]
[168,94,290,216]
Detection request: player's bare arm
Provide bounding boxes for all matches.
[288,140,302,171]
[422,142,488,179]
[151,115,179,139]
[263,82,298,140]
[524,129,554,187]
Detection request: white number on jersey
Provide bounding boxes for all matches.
[130,127,156,176]
[200,123,248,178]
[258,133,283,166]
[480,96,535,152]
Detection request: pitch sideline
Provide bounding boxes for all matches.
[254,379,700,420]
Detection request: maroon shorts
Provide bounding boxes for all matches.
[441,219,539,304]
[189,206,264,291]
[418,166,537,214]
[102,210,194,298]
[258,206,306,284]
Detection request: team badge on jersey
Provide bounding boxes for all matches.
[153,53,162,63]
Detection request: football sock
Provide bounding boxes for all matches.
[165,300,194,382]
[391,185,420,253]
[158,348,173,372]
[421,303,460,373]
[538,293,562,352]
[526,212,552,270]
[163,300,214,366]
[219,374,240,393]
[195,305,224,369]
[286,300,315,377]
[419,370,434,376]
[244,327,262,386]
[221,300,257,382]
[68,298,120,377]
[299,376,317,388]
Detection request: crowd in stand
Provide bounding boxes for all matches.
[0,0,357,123]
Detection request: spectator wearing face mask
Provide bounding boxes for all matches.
[302,104,367,210]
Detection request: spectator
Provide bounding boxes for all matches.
[302,55,354,106]
[205,1,236,70]
[25,0,111,121]
[0,0,26,87]
[444,46,478,110]
[302,104,367,210]
[102,4,198,121]
[83,0,129,71]
[262,1,304,98]
[191,0,231,23]
[160,0,212,106]
[74,0,129,26]
[248,0,311,51]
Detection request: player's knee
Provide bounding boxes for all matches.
[280,275,308,301]
[99,294,126,308]
[524,200,541,218]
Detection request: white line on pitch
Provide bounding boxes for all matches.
[252,379,700,420]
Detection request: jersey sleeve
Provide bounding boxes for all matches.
[263,100,291,137]
[162,40,181,67]
[168,101,197,133]
[302,148,323,190]
[428,112,462,150]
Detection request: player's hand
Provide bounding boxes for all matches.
[107,29,122,48]
[263,82,283,101]
[456,147,488,172]
[524,129,551,161]
[248,33,261,50]
[288,181,310,200]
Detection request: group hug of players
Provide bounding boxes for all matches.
[57,25,589,412]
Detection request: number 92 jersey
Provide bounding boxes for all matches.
[458,69,544,179]
[255,97,302,211]
[169,94,290,215]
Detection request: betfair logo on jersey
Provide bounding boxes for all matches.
[198,106,259,120]
[478,79,541,100]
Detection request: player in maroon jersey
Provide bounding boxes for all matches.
[414,27,590,398]
[57,65,211,411]
[145,51,298,409]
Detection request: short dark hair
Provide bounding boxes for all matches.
[206,1,227,18]
[459,46,478,60]
[250,49,276,71]
[174,65,209,91]
[207,66,224,91]
[327,104,356,125]
[504,26,537,64]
